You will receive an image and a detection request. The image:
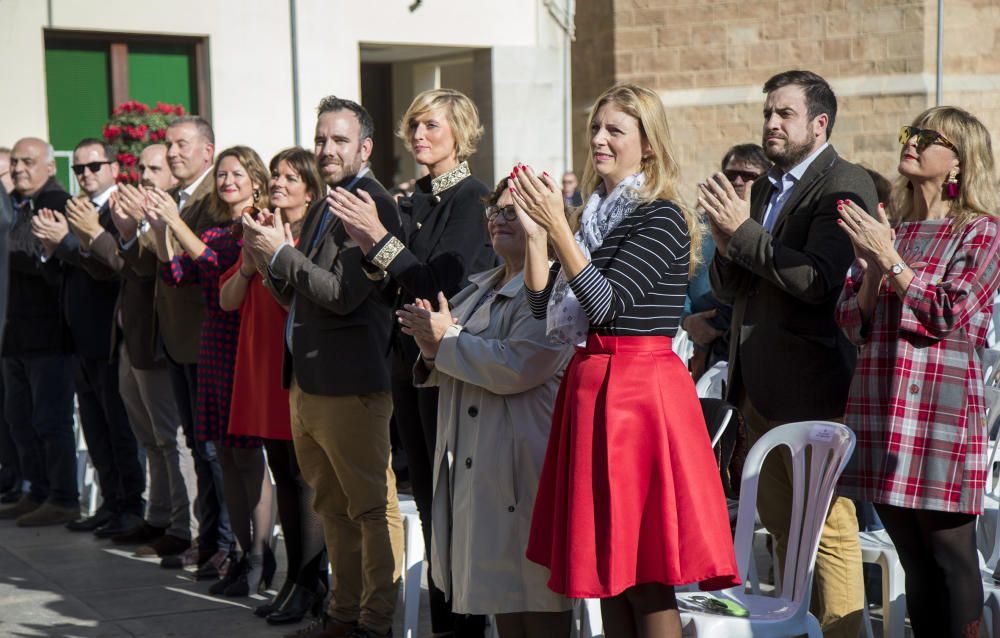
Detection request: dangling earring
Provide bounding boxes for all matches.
[945,170,959,199]
[252,188,261,203]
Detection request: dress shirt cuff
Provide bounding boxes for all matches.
[268,242,292,276]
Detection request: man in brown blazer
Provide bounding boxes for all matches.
[120,117,233,576]
[701,70,878,638]
[69,143,194,556]
[244,96,404,638]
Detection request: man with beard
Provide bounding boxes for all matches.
[243,95,404,638]
[69,143,194,556]
[699,70,877,637]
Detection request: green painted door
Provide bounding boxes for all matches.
[127,43,197,114]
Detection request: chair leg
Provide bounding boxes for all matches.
[882,556,907,638]
[401,513,423,638]
[805,613,823,638]
[861,591,876,638]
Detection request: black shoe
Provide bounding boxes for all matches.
[66,510,113,532]
[209,554,245,595]
[137,533,191,557]
[94,513,144,538]
[0,488,22,504]
[255,578,295,617]
[111,521,166,545]
[267,583,327,625]
[193,548,231,580]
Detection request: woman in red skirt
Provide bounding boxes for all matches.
[510,84,739,637]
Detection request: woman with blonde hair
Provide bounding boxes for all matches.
[329,87,495,636]
[836,106,1000,637]
[512,84,739,638]
[147,145,277,597]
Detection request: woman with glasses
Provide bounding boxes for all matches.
[836,107,1000,637]
[396,178,574,637]
[147,145,274,597]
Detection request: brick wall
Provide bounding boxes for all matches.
[572,0,998,205]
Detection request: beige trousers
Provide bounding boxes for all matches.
[740,395,864,638]
[290,379,404,635]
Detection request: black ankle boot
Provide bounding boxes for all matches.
[209,554,245,595]
[255,578,295,617]
[266,583,326,625]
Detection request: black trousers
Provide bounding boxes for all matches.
[75,355,144,516]
[165,356,232,552]
[0,372,21,491]
[2,354,78,507]
[391,344,485,637]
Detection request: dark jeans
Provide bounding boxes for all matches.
[165,356,232,552]
[75,355,144,516]
[0,372,21,491]
[391,346,485,637]
[2,354,78,507]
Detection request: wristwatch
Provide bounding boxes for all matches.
[888,262,907,276]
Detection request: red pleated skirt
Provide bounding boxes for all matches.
[526,334,740,598]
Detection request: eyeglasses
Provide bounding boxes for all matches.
[898,126,957,153]
[71,161,113,176]
[485,204,517,223]
[230,206,261,240]
[722,169,762,184]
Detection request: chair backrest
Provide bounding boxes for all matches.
[700,397,735,449]
[695,361,729,399]
[673,329,693,365]
[730,421,856,610]
[981,348,1000,387]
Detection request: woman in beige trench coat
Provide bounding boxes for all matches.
[398,178,575,637]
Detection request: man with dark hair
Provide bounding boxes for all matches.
[244,95,404,638]
[0,137,78,526]
[30,137,145,537]
[700,70,876,637]
[682,143,771,380]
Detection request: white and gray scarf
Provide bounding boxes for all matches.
[546,173,646,345]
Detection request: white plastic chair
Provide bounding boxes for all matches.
[398,497,424,638]
[983,348,1000,388]
[672,328,694,366]
[978,487,1000,638]
[695,361,729,399]
[677,420,856,638]
[575,598,603,638]
[858,529,907,638]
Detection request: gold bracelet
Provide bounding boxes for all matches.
[371,236,405,271]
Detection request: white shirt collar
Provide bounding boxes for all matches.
[180,167,212,205]
[90,184,117,208]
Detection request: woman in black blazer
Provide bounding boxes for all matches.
[329,87,495,637]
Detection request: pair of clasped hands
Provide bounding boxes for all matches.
[28,184,189,255]
[393,163,560,362]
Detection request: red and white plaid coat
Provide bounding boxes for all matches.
[836,215,1000,514]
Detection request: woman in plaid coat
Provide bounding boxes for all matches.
[835,106,1000,638]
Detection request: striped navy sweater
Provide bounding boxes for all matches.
[527,199,691,336]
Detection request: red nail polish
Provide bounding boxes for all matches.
[837,200,843,204]
[513,166,520,174]
[837,219,843,224]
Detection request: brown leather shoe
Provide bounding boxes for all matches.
[16,502,80,527]
[0,495,41,520]
[135,533,191,557]
[283,614,357,638]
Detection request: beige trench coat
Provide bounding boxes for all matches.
[414,266,574,615]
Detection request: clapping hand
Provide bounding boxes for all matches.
[837,200,895,268]
[698,173,752,255]
[396,292,457,360]
[508,165,565,236]
[242,208,292,263]
[145,188,181,232]
[65,197,103,245]
[327,188,386,253]
[30,208,69,256]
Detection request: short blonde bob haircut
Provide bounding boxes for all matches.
[396,88,484,163]
[577,83,703,276]
[891,106,1000,231]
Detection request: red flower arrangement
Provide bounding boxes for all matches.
[102,100,185,184]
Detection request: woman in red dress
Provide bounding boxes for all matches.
[220,147,329,624]
[148,145,273,597]
[512,84,739,638]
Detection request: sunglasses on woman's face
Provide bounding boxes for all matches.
[485,204,517,223]
[899,126,957,153]
[229,206,261,240]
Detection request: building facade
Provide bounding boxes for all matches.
[0,0,575,190]
[573,0,1000,201]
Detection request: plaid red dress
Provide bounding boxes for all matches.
[836,215,1000,514]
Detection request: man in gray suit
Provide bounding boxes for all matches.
[701,70,878,638]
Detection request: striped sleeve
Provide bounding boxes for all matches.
[567,204,689,326]
[525,262,561,320]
